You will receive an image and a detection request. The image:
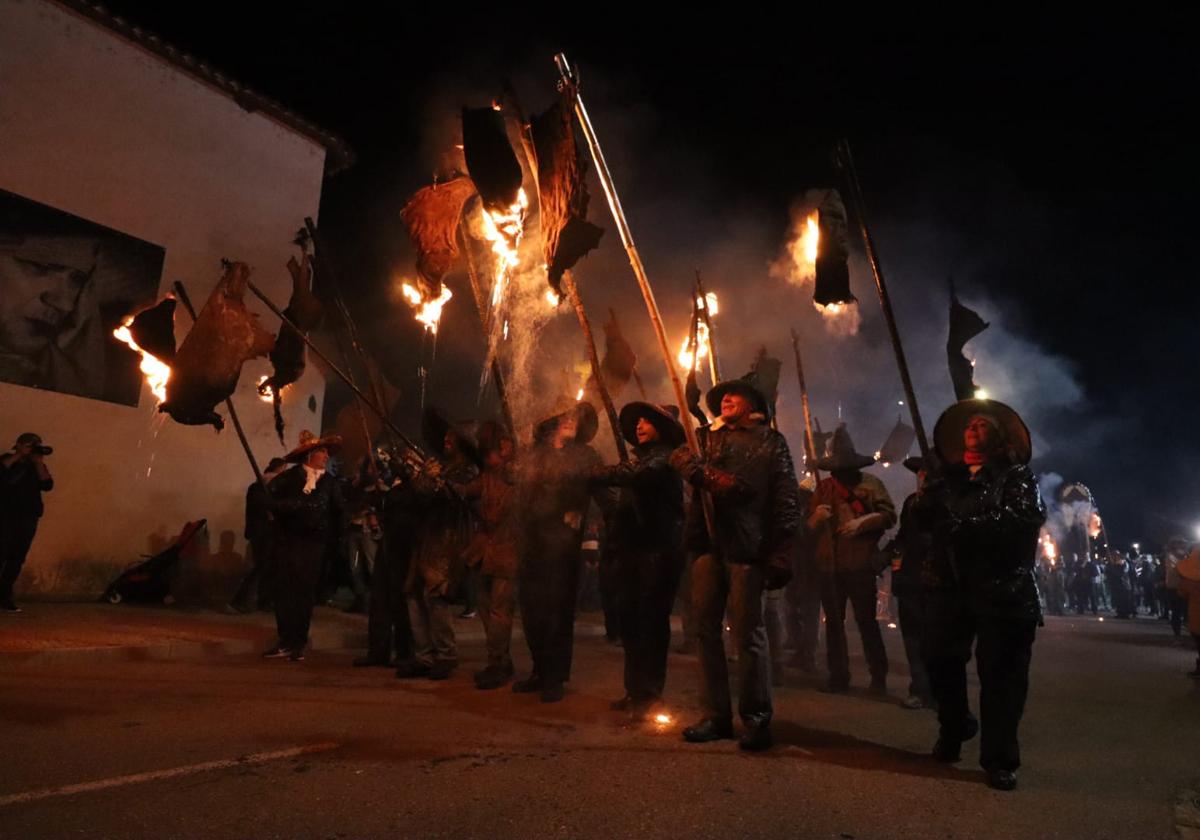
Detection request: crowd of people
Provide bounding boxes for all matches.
[212,377,1058,792]
[8,378,1198,793]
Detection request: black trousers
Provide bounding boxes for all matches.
[896,593,933,701]
[230,535,273,611]
[599,553,622,640]
[0,514,39,602]
[273,536,324,650]
[618,546,684,701]
[519,525,583,686]
[788,563,822,665]
[365,538,414,663]
[820,569,888,687]
[925,596,1037,772]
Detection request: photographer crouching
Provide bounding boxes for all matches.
[0,432,54,613]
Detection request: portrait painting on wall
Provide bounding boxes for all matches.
[0,188,166,406]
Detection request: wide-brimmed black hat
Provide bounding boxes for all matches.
[705,379,770,419]
[284,433,343,464]
[902,456,925,474]
[423,407,483,467]
[816,425,876,471]
[476,419,513,455]
[933,398,1032,466]
[534,398,599,445]
[619,401,685,448]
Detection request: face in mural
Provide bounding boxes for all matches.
[0,238,98,356]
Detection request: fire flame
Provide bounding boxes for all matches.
[113,324,170,403]
[1088,512,1102,540]
[545,289,561,307]
[575,388,585,402]
[802,212,819,266]
[698,291,719,316]
[401,282,454,335]
[480,189,529,314]
[1041,531,1058,563]
[257,375,275,404]
[677,319,712,370]
[654,713,672,725]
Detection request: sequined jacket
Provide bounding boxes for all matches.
[918,461,1046,622]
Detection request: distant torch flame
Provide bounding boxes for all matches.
[576,388,585,402]
[1041,532,1058,562]
[1088,512,1102,540]
[113,324,170,402]
[401,282,453,335]
[257,375,275,404]
[654,713,672,725]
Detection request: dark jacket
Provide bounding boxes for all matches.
[590,441,684,555]
[678,419,804,569]
[244,479,274,543]
[518,440,613,566]
[0,458,53,519]
[919,460,1046,622]
[809,471,896,575]
[407,455,479,593]
[892,492,931,598]
[268,465,346,544]
[463,463,520,578]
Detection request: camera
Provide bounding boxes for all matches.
[33,445,53,456]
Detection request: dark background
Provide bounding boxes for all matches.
[97,4,1198,548]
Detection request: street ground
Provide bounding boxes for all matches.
[1,606,1198,840]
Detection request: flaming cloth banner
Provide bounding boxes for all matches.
[947,286,989,401]
[531,91,604,297]
[400,176,479,294]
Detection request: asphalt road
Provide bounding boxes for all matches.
[1,614,1197,840]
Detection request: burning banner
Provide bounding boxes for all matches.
[530,90,604,297]
[462,106,523,215]
[113,297,177,403]
[947,283,989,401]
[813,190,855,308]
[773,189,860,334]
[259,248,324,442]
[158,261,275,430]
[400,176,478,292]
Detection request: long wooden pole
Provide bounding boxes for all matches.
[172,280,264,486]
[789,327,821,483]
[243,279,427,466]
[555,53,714,534]
[501,85,626,462]
[834,139,932,462]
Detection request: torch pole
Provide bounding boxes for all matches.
[556,52,713,534]
[834,138,932,462]
[500,84,626,462]
[172,280,265,486]
[790,327,821,483]
[695,271,720,384]
[244,279,427,465]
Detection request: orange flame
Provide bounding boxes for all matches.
[481,189,529,313]
[1041,531,1058,563]
[257,375,275,404]
[401,282,454,335]
[1088,512,1102,540]
[113,324,170,403]
[545,289,561,307]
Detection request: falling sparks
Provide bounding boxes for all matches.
[113,324,170,403]
[480,189,529,315]
[401,282,454,335]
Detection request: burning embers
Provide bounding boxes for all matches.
[1041,531,1058,565]
[773,190,861,334]
[678,292,718,370]
[481,188,530,314]
[401,281,454,335]
[113,296,177,404]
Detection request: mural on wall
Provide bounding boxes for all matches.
[0,188,165,406]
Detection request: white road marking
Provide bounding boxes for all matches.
[0,741,340,807]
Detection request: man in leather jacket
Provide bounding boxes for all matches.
[590,402,687,716]
[918,400,1045,792]
[670,379,803,751]
[264,434,346,662]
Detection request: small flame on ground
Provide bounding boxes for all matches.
[401,282,453,335]
[113,324,170,403]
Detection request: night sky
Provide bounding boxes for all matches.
[99,4,1197,548]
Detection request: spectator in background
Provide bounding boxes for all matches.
[0,432,54,612]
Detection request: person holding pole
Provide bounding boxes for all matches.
[670,379,803,751]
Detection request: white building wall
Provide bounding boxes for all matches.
[0,0,331,596]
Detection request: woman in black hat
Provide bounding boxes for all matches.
[589,402,687,716]
[918,399,1045,791]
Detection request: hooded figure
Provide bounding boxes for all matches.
[670,379,803,751]
[514,399,614,703]
[807,425,896,696]
[916,398,1045,792]
[589,402,687,714]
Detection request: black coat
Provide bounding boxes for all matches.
[679,420,804,568]
[892,493,932,599]
[268,465,346,544]
[591,441,684,554]
[918,460,1046,622]
[0,458,53,519]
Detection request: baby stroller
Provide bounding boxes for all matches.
[102,520,207,605]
